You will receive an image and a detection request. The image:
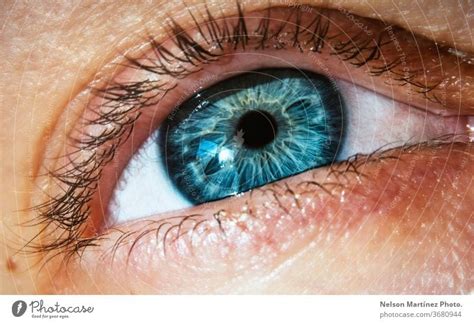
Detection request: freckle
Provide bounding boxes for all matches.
[6,257,17,272]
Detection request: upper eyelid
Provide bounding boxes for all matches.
[110,6,473,115]
[85,2,474,87]
[41,2,473,140]
[31,2,474,185]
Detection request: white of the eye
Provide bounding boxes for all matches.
[109,129,192,223]
[336,79,449,160]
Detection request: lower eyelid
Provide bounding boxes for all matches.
[61,141,473,293]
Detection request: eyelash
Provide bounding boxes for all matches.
[27,3,454,264]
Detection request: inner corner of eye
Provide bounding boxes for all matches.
[107,67,346,224]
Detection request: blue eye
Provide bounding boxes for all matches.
[161,68,345,204]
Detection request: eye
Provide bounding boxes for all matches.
[31,4,473,290]
[110,63,465,222]
[90,6,472,225]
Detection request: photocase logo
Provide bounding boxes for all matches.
[12,300,27,317]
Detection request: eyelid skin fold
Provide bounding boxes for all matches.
[51,141,473,294]
[26,3,474,291]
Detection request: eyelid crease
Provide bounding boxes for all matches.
[26,3,474,267]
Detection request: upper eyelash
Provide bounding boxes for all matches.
[128,6,442,101]
[26,3,449,263]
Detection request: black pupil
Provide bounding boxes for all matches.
[236,110,278,149]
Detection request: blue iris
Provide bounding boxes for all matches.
[160,68,345,204]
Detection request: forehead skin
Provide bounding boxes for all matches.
[0,0,472,293]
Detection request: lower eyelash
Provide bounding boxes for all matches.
[51,135,469,268]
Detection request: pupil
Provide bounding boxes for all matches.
[236,110,278,149]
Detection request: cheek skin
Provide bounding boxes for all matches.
[50,143,473,294]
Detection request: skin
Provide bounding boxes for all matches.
[0,0,473,294]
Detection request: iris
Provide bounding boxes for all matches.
[161,68,345,204]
